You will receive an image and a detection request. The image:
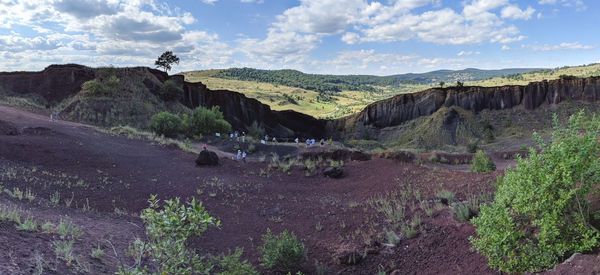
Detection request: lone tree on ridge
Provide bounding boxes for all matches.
[155,51,180,73]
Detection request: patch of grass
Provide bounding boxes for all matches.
[0,205,21,223]
[57,219,82,240]
[16,216,38,232]
[259,229,305,272]
[52,240,75,266]
[436,189,455,204]
[217,248,259,275]
[452,202,473,222]
[91,244,105,260]
[41,221,56,233]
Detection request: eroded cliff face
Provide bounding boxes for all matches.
[340,76,600,132]
[0,64,95,104]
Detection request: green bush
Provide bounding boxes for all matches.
[471,150,496,172]
[137,195,220,274]
[149,112,182,137]
[217,248,259,275]
[159,80,183,101]
[189,106,232,136]
[259,229,305,272]
[471,112,600,273]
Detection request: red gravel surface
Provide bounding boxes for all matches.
[0,105,597,274]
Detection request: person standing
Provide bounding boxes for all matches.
[242,151,247,163]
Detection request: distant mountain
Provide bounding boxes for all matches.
[200,67,543,93]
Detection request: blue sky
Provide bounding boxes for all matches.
[0,0,598,75]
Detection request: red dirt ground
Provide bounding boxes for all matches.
[0,105,598,274]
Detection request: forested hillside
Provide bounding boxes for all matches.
[210,67,541,93]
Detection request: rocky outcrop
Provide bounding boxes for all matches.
[195,150,219,166]
[340,76,600,131]
[0,64,95,104]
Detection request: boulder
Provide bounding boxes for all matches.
[195,150,219,166]
[323,166,344,178]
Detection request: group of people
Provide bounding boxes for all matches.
[296,138,325,147]
[49,111,60,122]
[229,131,246,143]
[235,149,247,162]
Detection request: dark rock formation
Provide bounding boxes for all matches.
[339,76,600,132]
[195,150,219,166]
[0,64,94,104]
[323,166,344,178]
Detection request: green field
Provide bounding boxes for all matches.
[183,71,424,119]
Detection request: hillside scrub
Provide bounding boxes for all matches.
[148,106,232,138]
[149,112,182,138]
[471,111,600,273]
[81,75,120,96]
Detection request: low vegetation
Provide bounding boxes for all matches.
[471,112,600,273]
[120,195,220,274]
[259,229,305,273]
[470,150,496,172]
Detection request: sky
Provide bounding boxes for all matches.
[0,0,598,75]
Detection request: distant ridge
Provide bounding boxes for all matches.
[190,67,543,93]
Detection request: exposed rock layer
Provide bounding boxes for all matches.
[340,76,600,131]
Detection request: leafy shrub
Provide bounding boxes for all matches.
[259,229,305,272]
[137,195,220,274]
[471,112,600,273]
[158,80,183,101]
[471,150,495,172]
[149,112,182,137]
[189,106,232,136]
[217,248,259,275]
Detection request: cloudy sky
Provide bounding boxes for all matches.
[0,0,598,75]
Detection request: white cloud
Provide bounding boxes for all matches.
[457,51,480,56]
[201,0,218,4]
[501,5,535,20]
[523,42,595,51]
[538,0,586,11]
[501,45,511,50]
[0,0,232,72]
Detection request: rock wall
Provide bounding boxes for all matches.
[0,64,95,104]
[340,76,600,130]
